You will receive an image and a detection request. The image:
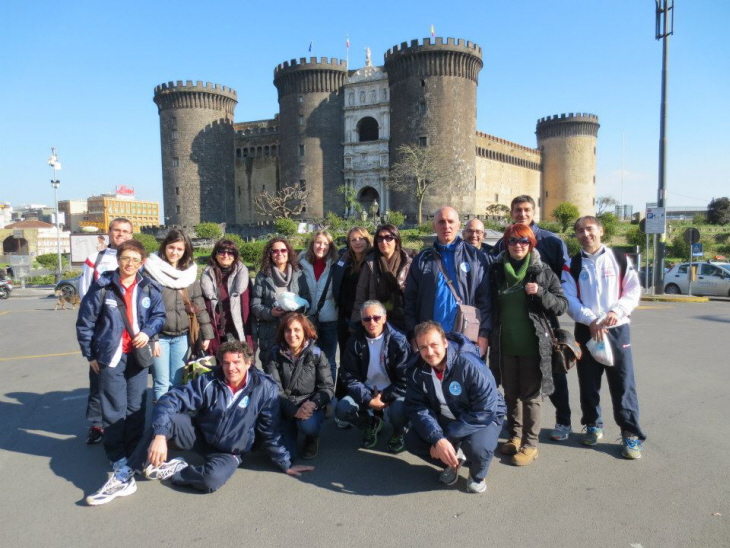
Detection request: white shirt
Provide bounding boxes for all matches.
[79,248,118,300]
[561,245,641,327]
[365,333,391,391]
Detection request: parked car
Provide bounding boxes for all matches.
[55,276,80,297]
[664,262,730,297]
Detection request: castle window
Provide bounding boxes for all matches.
[298,115,304,126]
[495,194,499,202]
[545,191,549,197]
[175,187,180,196]
[299,145,305,157]
[171,116,177,129]
[176,205,181,214]
[172,131,178,140]
[357,117,379,142]
[419,136,427,147]
[421,80,425,87]
[172,157,179,167]
[238,186,242,197]
[264,146,270,157]
[593,176,596,184]
[298,96,303,103]
[381,88,388,100]
[257,146,263,157]
[419,102,426,115]
[271,145,277,156]
[299,180,306,191]
[235,148,242,158]
[243,148,248,157]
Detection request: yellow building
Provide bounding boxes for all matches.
[81,188,159,233]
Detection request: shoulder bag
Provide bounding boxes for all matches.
[435,257,481,343]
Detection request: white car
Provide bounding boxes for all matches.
[664,262,730,297]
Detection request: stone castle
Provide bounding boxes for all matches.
[153,36,600,227]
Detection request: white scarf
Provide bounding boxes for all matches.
[143,253,198,289]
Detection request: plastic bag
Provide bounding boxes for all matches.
[275,291,309,312]
[586,334,614,366]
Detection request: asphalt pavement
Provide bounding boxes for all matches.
[0,293,728,547]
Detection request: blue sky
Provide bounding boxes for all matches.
[1,1,727,217]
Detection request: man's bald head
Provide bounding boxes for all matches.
[433,207,461,245]
[463,218,485,249]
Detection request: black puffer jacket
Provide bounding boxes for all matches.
[487,249,568,397]
[264,341,334,419]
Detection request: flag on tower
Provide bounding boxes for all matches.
[430,25,435,37]
[308,40,313,52]
[346,36,350,49]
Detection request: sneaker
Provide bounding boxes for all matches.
[86,475,137,506]
[581,426,604,446]
[86,426,104,445]
[621,436,643,460]
[301,436,319,460]
[144,457,189,481]
[512,446,539,466]
[438,448,466,486]
[549,424,571,441]
[361,415,383,449]
[386,433,405,454]
[334,417,352,429]
[500,437,522,455]
[466,474,487,494]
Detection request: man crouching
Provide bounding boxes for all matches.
[405,322,505,494]
[86,341,312,505]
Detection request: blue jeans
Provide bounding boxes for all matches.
[316,321,339,385]
[335,395,408,435]
[280,409,324,459]
[576,324,646,440]
[98,352,149,463]
[152,334,190,401]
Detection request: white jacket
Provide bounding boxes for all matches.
[79,248,118,300]
[561,246,641,327]
[299,257,338,323]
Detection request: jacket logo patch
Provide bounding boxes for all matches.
[238,395,250,409]
[104,298,118,308]
[460,262,471,273]
[449,381,462,396]
[141,297,151,309]
[580,271,590,280]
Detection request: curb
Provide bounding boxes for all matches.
[640,295,709,303]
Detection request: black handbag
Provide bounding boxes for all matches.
[538,311,582,374]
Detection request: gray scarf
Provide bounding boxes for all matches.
[270,264,293,289]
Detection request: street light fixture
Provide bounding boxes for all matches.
[47,148,63,283]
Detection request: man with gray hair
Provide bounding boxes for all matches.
[336,300,412,453]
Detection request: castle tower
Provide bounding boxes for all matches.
[384,37,483,218]
[153,81,237,227]
[536,113,600,218]
[274,57,348,218]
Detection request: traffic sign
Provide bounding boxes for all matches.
[683,228,700,245]
[645,207,666,234]
[692,243,703,257]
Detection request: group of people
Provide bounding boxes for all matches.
[76,193,646,505]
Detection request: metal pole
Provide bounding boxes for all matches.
[653,0,674,294]
[645,232,650,290]
[54,181,62,283]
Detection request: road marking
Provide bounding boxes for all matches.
[0,311,10,317]
[61,395,88,401]
[636,305,673,310]
[20,429,76,440]
[0,350,81,362]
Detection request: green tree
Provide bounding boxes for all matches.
[551,202,580,232]
[626,226,648,249]
[36,253,67,270]
[133,233,159,255]
[388,143,451,225]
[386,210,406,228]
[238,240,267,270]
[223,233,245,250]
[597,212,618,243]
[275,218,298,237]
[194,222,223,240]
[707,197,730,225]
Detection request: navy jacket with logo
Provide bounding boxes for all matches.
[405,333,506,446]
[153,366,291,471]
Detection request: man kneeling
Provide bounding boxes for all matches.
[405,322,505,494]
[86,341,312,506]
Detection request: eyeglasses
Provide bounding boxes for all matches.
[464,229,484,236]
[119,257,142,265]
[376,234,395,243]
[216,249,236,256]
[271,248,288,255]
[507,237,530,246]
[349,237,366,244]
[362,315,383,323]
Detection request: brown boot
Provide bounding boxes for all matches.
[500,437,521,455]
[512,446,538,466]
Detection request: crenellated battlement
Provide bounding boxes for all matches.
[153,80,237,115]
[476,131,540,154]
[154,80,237,99]
[274,57,348,74]
[536,112,600,140]
[385,37,482,59]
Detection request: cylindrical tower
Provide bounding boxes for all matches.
[153,80,237,227]
[384,37,483,218]
[274,57,348,219]
[536,113,600,218]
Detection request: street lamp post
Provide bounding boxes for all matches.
[653,0,674,294]
[48,148,63,283]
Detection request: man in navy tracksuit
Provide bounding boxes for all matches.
[85,341,313,505]
[405,322,505,494]
[492,195,573,442]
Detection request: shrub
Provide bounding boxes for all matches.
[223,233,245,251]
[275,218,298,237]
[194,222,223,240]
[551,202,580,232]
[537,220,562,234]
[386,210,406,228]
[35,253,67,270]
[133,233,159,255]
[597,212,618,243]
[239,240,267,269]
[416,221,433,235]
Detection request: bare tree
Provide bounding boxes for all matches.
[596,195,619,215]
[253,186,311,220]
[388,144,452,225]
[486,203,510,219]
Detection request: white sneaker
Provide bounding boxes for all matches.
[144,457,189,481]
[86,475,137,506]
[466,475,487,494]
[549,424,571,441]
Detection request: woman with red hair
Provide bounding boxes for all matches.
[488,224,567,466]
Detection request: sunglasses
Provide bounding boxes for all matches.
[507,237,530,246]
[376,234,395,243]
[362,315,383,323]
[271,248,288,255]
[216,249,236,256]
